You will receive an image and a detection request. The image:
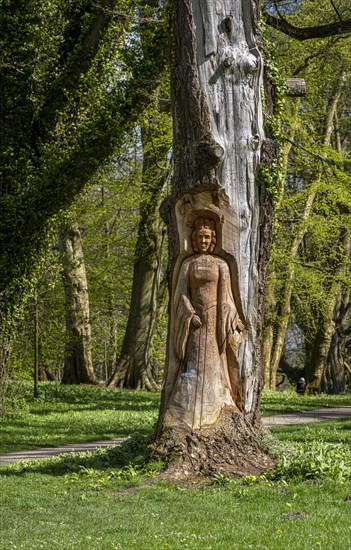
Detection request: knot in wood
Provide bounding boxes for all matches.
[223,15,234,34]
[223,56,234,69]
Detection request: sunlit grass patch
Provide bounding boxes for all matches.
[1,381,159,453]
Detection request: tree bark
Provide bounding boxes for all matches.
[33,288,39,399]
[58,221,97,385]
[328,290,351,393]
[0,329,12,413]
[154,0,274,478]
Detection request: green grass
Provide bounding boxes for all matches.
[260,390,351,417]
[1,383,351,549]
[1,382,349,455]
[1,442,351,549]
[0,382,159,453]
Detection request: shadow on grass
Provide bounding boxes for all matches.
[0,431,156,478]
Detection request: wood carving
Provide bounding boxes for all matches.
[165,217,245,430]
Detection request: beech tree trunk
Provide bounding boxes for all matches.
[108,128,168,390]
[305,232,351,394]
[0,331,12,412]
[154,0,274,478]
[267,79,345,389]
[58,222,97,385]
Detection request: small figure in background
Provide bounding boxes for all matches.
[296,377,305,395]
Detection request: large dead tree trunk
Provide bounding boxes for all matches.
[58,221,97,385]
[154,0,274,478]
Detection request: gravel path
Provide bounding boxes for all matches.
[1,406,350,465]
[0,438,125,466]
[263,406,351,427]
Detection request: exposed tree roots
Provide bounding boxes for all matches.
[153,406,274,480]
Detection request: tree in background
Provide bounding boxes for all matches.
[58,219,97,385]
[108,89,171,390]
[262,0,351,392]
[0,0,167,407]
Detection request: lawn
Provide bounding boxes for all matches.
[0,382,159,453]
[1,383,351,549]
[1,381,350,454]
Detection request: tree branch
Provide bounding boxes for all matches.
[35,0,119,143]
[264,12,351,40]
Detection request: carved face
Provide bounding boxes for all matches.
[196,228,212,253]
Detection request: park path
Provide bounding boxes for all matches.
[263,405,351,427]
[0,438,125,466]
[1,407,350,466]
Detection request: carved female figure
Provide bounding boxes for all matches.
[166,217,244,430]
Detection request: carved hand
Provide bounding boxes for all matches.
[237,319,245,332]
[192,315,202,328]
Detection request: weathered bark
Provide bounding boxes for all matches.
[285,78,306,97]
[58,222,97,385]
[269,78,345,388]
[108,128,168,390]
[154,0,274,478]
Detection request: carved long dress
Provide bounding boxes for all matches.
[168,253,240,429]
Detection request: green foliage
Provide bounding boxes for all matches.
[264,7,351,374]
[0,0,169,391]
[265,438,351,483]
[258,19,288,201]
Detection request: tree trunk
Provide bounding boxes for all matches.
[58,221,97,385]
[328,330,347,393]
[305,232,351,394]
[108,127,168,390]
[0,328,12,412]
[33,288,39,399]
[328,288,351,393]
[262,101,299,389]
[154,0,274,478]
[305,291,336,394]
[269,77,345,388]
[262,276,275,389]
